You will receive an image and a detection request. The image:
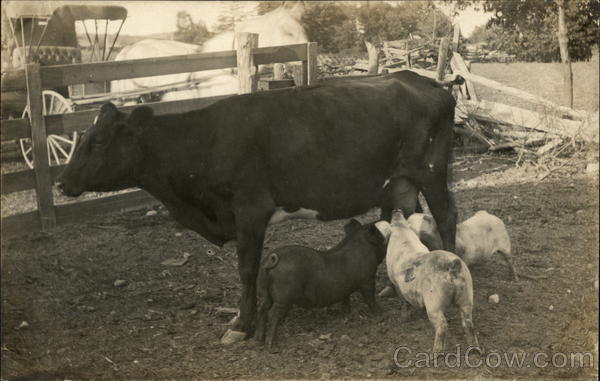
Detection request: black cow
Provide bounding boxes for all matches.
[57,70,458,343]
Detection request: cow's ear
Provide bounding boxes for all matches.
[126,106,154,135]
[343,218,362,235]
[98,102,120,121]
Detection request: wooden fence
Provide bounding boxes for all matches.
[1,33,318,239]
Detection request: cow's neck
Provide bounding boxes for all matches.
[135,114,212,191]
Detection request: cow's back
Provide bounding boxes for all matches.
[157,73,455,220]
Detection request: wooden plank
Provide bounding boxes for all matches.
[0,190,159,239]
[451,70,587,121]
[450,52,478,102]
[1,166,65,195]
[39,43,309,89]
[306,42,318,86]
[26,63,56,230]
[0,211,42,240]
[236,33,259,94]
[1,118,30,141]
[54,190,159,225]
[253,44,307,65]
[41,50,237,89]
[44,95,232,136]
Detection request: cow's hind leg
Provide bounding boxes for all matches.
[420,179,457,252]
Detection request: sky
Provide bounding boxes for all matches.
[4,1,492,38]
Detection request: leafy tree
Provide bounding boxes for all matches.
[481,0,599,62]
[213,2,255,35]
[173,11,212,45]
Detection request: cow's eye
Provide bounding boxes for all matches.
[92,139,106,149]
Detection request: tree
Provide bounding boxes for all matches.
[356,2,452,73]
[213,2,255,35]
[173,11,212,45]
[481,0,599,62]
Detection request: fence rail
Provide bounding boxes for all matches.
[1,35,318,239]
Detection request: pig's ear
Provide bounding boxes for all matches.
[374,221,392,243]
[366,224,386,245]
[344,218,362,235]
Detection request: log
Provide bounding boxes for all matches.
[460,99,595,142]
[451,70,586,121]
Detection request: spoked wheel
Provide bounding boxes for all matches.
[20,90,78,169]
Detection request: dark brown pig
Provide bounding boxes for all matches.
[255,219,387,350]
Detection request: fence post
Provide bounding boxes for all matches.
[452,24,461,53]
[301,42,318,86]
[436,37,450,82]
[236,32,259,94]
[26,63,56,230]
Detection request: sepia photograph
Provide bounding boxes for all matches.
[1,0,598,379]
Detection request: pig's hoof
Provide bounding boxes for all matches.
[221,329,246,345]
[378,286,396,298]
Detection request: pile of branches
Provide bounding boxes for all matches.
[448,52,598,164]
[317,54,368,77]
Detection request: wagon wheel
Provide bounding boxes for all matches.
[20,90,78,169]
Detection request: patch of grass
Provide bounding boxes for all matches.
[471,50,599,112]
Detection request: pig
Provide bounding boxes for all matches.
[406,211,518,281]
[376,210,479,354]
[377,213,444,298]
[455,210,517,280]
[255,219,387,351]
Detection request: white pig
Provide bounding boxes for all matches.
[376,210,479,354]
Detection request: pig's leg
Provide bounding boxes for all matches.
[359,279,382,315]
[426,308,448,354]
[265,302,290,352]
[399,300,418,322]
[255,296,272,343]
[378,282,397,298]
[424,289,451,354]
[459,301,479,350]
[497,250,519,281]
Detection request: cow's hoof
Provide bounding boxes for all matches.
[228,313,240,326]
[221,329,246,345]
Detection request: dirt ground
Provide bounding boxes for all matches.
[1,152,598,380]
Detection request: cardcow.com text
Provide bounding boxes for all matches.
[393,346,597,369]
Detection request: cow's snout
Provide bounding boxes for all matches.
[55,177,83,197]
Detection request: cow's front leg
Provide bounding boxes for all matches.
[221,198,274,344]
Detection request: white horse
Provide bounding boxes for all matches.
[111,4,307,104]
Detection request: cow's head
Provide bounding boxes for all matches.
[57,103,153,197]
